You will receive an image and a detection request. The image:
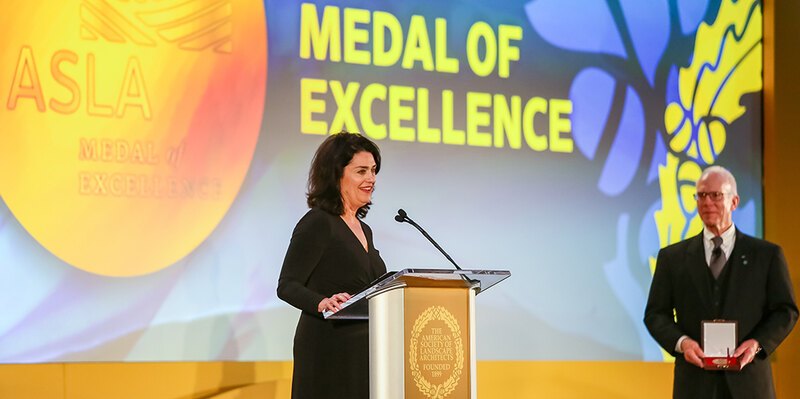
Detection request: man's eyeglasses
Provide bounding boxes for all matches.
[694,191,727,201]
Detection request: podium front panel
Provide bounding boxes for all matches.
[369,285,477,399]
[404,287,472,399]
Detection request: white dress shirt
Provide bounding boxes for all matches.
[675,224,737,353]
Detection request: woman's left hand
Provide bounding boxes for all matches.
[318,292,352,313]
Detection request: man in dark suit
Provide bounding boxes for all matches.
[644,166,798,399]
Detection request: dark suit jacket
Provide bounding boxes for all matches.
[644,230,798,399]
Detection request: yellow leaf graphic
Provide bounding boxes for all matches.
[664,0,762,164]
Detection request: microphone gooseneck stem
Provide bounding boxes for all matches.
[400,215,462,271]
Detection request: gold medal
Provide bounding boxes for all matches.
[0,0,267,276]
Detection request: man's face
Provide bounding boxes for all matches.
[695,173,739,232]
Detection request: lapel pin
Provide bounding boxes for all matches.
[741,254,748,265]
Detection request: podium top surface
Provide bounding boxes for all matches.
[324,268,510,319]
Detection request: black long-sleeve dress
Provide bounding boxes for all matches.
[277,208,387,399]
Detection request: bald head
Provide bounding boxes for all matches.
[696,165,739,235]
[697,166,738,196]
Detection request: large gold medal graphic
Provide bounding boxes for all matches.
[0,0,267,276]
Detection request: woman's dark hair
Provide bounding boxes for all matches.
[307,132,381,218]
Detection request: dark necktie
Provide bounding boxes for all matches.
[710,236,726,279]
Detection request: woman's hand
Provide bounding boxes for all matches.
[318,292,352,313]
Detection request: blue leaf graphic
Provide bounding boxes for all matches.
[598,86,645,196]
[525,0,626,57]
[638,200,662,265]
[733,199,757,236]
[619,0,670,86]
[647,130,667,184]
[603,213,664,361]
[666,65,680,105]
[570,68,616,160]
[677,0,711,34]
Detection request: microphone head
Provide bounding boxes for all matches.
[394,214,405,223]
[397,209,407,218]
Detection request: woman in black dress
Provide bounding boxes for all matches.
[277,132,387,399]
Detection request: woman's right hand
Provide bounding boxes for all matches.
[318,292,352,313]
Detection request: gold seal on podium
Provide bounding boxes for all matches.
[409,305,464,399]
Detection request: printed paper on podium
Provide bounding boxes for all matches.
[702,320,741,371]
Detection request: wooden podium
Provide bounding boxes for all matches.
[325,269,510,399]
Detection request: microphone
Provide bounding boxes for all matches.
[394,209,462,270]
[394,209,407,223]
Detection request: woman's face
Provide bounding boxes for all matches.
[340,151,377,213]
